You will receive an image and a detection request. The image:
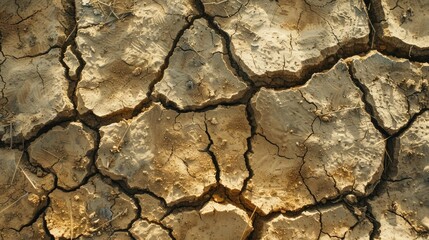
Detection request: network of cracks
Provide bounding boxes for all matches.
[0,0,428,239]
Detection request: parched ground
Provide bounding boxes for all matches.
[0,0,428,239]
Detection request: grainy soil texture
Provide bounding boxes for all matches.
[0,0,428,239]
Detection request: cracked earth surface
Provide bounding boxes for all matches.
[0,0,428,239]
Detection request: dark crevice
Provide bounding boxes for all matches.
[347,64,390,137]
[200,0,370,88]
[298,148,318,203]
[238,97,256,198]
[146,15,202,103]
[390,108,429,138]
[203,115,221,182]
[362,200,380,240]
[348,56,429,238]
[160,188,216,221]
[200,12,255,89]
[387,210,429,235]
[2,0,427,239]
[16,188,53,233]
[50,123,100,193]
[4,46,61,60]
[42,211,55,240]
[112,184,141,232]
[364,0,377,50]
[154,90,252,113]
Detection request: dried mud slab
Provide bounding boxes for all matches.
[259,210,321,240]
[259,204,367,239]
[0,149,55,230]
[135,194,167,222]
[108,231,132,240]
[163,201,252,239]
[45,176,137,239]
[203,0,369,85]
[0,215,49,240]
[28,122,97,190]
[0,49,74,143]
[130,219,171,240]
[372,0,429,57]
[63,45,81,81]
[0,0,72,58]
[153,19,248,110]
[246,61,385,215]
[96,103,216,205]
[75,0,197,117]
[206,105,250,192]
[343,219,373,240]
[351,51,429,134]
[369,111,429,238]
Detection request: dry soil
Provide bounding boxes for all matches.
[0,0,428,239]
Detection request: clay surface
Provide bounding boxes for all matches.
[153,19,248,110]
[0,149,55,231]
[28,122,97,190]
[0,0,72,58]
[351,51,429,134]
[0,49,74,143]
[135,194,167,222]
[75,0,197,117]
[245,61,384,215]
[96,103,216,205]
[163,201,252,240]
[45,176,137,239]
[130,219,171,240]
[203,0,370,85]
[369,111,429,238]
[259,204,369,240]
[1,0,428,239]
[372,0,429,57]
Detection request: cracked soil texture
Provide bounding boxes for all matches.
[0,0,428,239]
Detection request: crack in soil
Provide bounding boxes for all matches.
[1,0,427,238]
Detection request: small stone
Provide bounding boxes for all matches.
[345,194,358,204]
[28,194,40,206]
[132,67,142,76]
